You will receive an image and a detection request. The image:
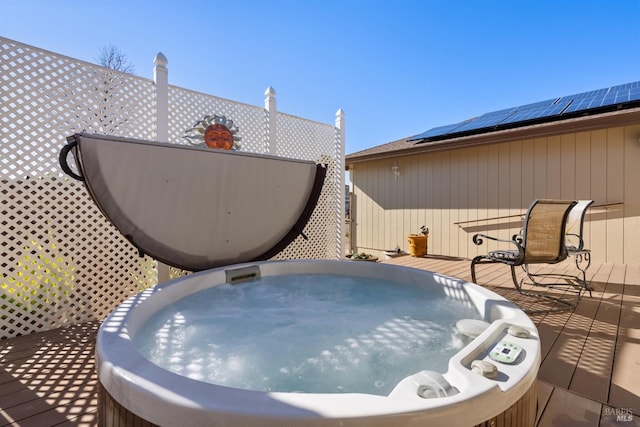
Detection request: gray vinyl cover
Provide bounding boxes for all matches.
[66,133,324,271]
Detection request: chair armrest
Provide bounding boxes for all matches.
[472,233,516,246]
[472,233,525,257]
[512,232,523,245]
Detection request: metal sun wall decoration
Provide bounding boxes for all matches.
[182,114,241,150]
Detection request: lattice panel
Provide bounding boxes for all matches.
[275,113,336,161]
[274,115,343,260]
[0,38,156,180]
[168,86,267,153]
[273,155,341,261]
[0,179,157,339]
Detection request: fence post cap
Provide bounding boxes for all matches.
[153,52,168,67]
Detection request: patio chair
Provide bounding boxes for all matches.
[470,199,578,313]
[518,200,594,296]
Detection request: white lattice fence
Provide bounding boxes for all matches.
[0,178,156,338]
[1,37,343,339]
[273,113,343,260]
[1,38,159,338]
[0,38,157,179]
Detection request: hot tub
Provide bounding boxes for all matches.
[96,260,539,427]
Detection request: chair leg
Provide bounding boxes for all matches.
[471,258,576,314]
[521,264,551,287]
[574,252,593,297]
[510,265,522,292]
[520,259,591,300]
[470,258,478,283]
[510,265,577,314]
[470,255,487,284]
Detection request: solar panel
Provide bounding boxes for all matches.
[451,110,515,133]
[499,100,572,125]
[563,97,595,114]
[610,81,640,92]
[564,82,640,114]
[559,88,609,103]
[408,122,466,141]
[512,98,559,110]
[412,80,640,143]
[564,94,612,114]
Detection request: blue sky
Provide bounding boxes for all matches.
[2,0,640,155]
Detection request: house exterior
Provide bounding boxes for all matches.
[346,82,640,265]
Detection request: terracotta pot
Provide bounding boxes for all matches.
[407,234,428,257]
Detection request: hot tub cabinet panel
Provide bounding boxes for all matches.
[98,381,537,427]
[96,260,541,427]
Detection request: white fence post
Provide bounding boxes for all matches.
[265,86,277,155]
[153,52,171,282]
[336,108,346,258]
[154,52,169,143]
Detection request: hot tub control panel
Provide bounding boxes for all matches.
[460,322,538,391]
[489,341,523,364]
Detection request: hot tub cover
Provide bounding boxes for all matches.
[60,133,326,271]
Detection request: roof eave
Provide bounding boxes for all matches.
[346,107,640,167]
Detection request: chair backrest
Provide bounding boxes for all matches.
[564,200,594,252]
[521,199,577,264]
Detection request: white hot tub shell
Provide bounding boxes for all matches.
[96,260,540,427]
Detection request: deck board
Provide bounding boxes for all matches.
[609,268,640,411]
[537,286,600,389]
[536,387,602,427]
[383,255,639,426]
[0,257,638,426]
[569,276,622,403]
[0,323,99,427]
[536,381,554,427]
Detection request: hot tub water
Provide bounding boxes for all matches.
[134,274,481,395]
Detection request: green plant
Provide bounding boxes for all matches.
[352,252,374,260]
[1,230,75,324]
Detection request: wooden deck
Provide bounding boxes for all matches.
[384,256,640,426]
[1,257,638,426]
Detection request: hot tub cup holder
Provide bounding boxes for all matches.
[456,318,491,339]
[471,360,498,379]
